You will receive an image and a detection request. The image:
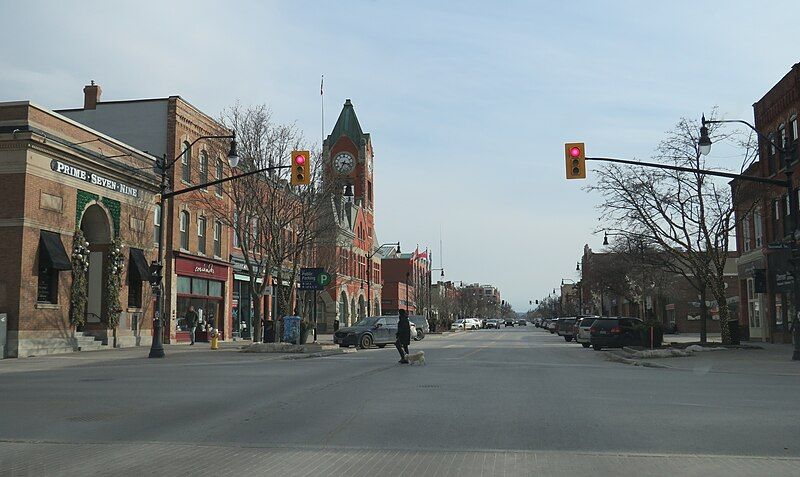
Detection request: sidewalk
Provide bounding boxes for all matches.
[640,341,800,376]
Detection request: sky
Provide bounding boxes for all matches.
[2,0,799,311]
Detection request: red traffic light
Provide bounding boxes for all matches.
[569,146,581,157]
[294,154,306,165]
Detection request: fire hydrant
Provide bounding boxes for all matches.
[210,328,219,350]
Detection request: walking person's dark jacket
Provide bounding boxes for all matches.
[397,314,411,345]
[185,309,199,329]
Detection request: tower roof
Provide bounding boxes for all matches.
[327,99,368,148]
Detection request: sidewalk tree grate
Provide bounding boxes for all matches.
[418,384,440,389]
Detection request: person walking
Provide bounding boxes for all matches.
[395,309,411,364]
[185,305,199,345]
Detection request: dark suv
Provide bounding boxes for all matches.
[334,316,400,349]
[589,317,644,350]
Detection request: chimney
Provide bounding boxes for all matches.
[83,81,102,110]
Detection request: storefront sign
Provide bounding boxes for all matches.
[175,257,228,280]
[50,159,141,198]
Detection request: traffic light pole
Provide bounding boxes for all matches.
[148,146,293,358]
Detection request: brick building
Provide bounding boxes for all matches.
[731,62,800,343]
[59,84,235,343]
[0,100,159,357]
[579,245,738,332]
[381,250,431,316]
[316,99,383,330]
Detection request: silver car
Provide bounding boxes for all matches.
[575,316,598,348]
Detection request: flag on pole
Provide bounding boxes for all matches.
[320,75,324,95]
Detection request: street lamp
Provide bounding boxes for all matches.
[148,132,293,358]
[699,113,800,359]
[365,242,400,316]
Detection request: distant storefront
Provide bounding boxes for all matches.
[174,254,228,342]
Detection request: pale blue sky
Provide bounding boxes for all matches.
[2,0,798,310]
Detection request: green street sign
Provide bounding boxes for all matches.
[317,272,332,287]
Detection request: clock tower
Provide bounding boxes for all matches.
[316,99,380,330]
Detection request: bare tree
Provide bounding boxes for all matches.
[586,111,760,344]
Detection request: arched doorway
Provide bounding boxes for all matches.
[374,298,380,317]
[80,203,112,329]
[358,295,366,319]
[350,298,356,325]
[339,291,348,327]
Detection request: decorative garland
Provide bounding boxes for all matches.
[68,230,90,327]
[104,237,125,327]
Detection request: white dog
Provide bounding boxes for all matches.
[405,350,425,365]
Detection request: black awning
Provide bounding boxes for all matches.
[40,230,72,271]
[129,248,150,281]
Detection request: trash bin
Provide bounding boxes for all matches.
[727,319,740,345]
[282,316,302,344]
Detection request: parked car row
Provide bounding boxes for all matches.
[534,315,649,350]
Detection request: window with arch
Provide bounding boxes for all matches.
[215,158,224,195]
[181,141,191,182]
[198,216,207,254]
[180,211,189,250]
[199,150,208,189]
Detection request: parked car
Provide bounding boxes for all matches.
[504,318,515,327]
[408,315,428,340]
[547,319,558,334]
[557,317,577,341]
[451,319,465,330]
[517,319,527,326]
[589,317,645,350]
[481,318,488,329]
[334,316,416,349]
[465,318,481,330]
[575,316,598,348]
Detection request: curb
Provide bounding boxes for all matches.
[604,351,670,369]
[281,348,356,360]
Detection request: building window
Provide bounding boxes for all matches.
[214,220,222,257]
[780,124,787,150]
[792,116,798,142]
[180,211,189,250]
[153,204,161,246]
[216,158,224,195]
[233,211,240,249]
[198,216,207,255]
[37,260,59,304]
[127,266,143,308]
[742,215,751,252]
[754,207,763,247]
[181,141,191,183]
[199,151,208,189]
[252,218,259,245]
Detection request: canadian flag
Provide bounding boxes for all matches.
[413,247,429,261]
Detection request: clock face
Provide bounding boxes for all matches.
[333,152,355,175]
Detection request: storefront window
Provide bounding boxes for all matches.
[178,276,192,294]
[208,280,222,297]
[192,277,208,295]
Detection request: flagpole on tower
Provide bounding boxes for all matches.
[320,74,324,148]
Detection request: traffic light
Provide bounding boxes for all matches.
[148,261,163,286]
[290,150,311,186]
[565,142,586,179]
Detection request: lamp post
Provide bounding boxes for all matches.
[429,266,444,325]
[148,133,295,358]
[699,114,800,359]
[365,242,400,317]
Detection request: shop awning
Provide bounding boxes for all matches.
[39,230,72,271]
[129,248,151,280]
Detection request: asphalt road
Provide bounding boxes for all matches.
[1,326,799,476]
